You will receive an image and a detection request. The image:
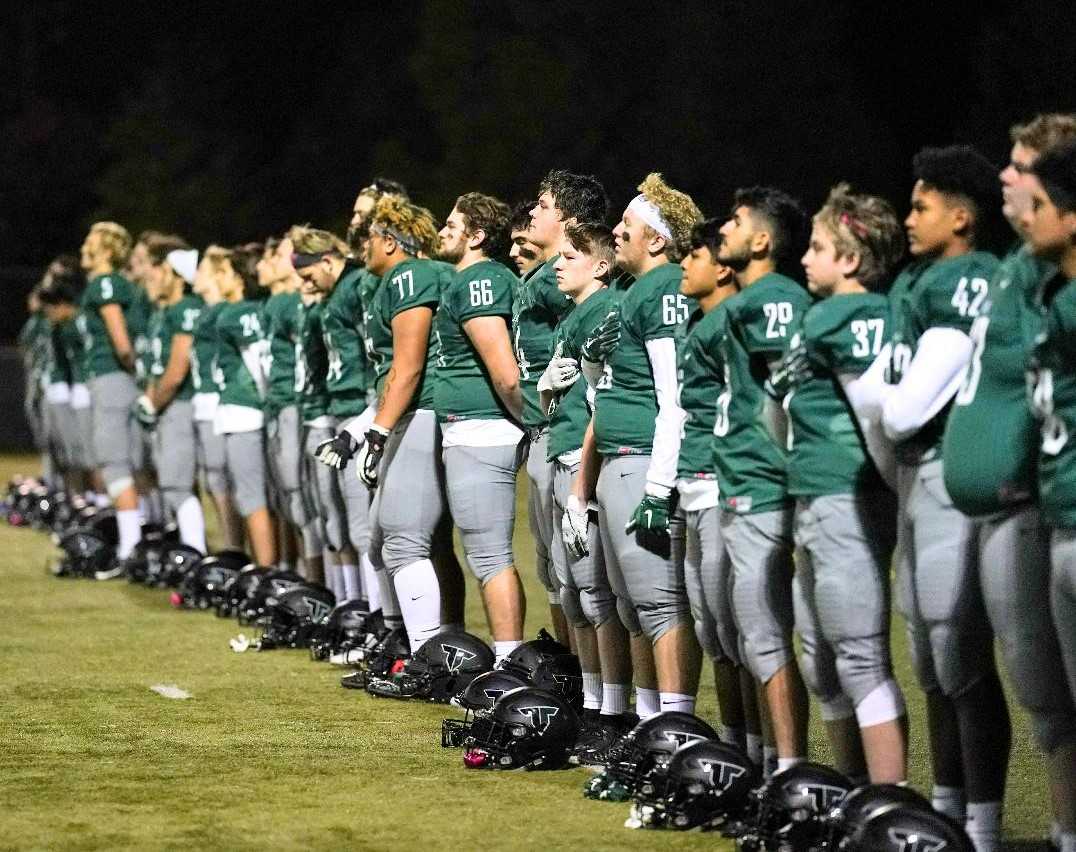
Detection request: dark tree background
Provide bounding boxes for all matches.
[2,0,1075,326]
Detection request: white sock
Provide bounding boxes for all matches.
[341,563,361,602]
[777,756,805,773]
[965,801,1002,852]
[1060,832,1076,852]
[361,553,380,611]
[116,508,142,559]
[635,687,660,718]
[602,683,630,716]
[746,733,763,765]
[94,492,110,508]
[659,692,696,714]
[175,495,206,554]
[582,672,602,711]
[379,567,402,626]
[932,785,967,822]
[324,564,343,600]
[393,559,442,653]
[1052,822,1062,849]
[718,724,746,750]
[494,640,522,664]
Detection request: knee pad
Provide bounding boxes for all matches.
[615,596,641,635]
[105,473,134,499]
[558,586,589,629]
[694,620,724,663]
[796,637,842,705]
[381,531,432,578]
[579,584,617,629]
[820,695,856,722]
[855,679,907,728]
[288,489,309,528]
[636,600,692,644]
[833,635,892,707]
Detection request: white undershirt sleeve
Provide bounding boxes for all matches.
[342,403,379,444]
[839,371,898,490]
[880,327,973,443]
[644,337,685,493]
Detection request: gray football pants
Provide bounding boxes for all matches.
[595,454,688,642]
[977,510,1076,754]
[223,430,268,517]
[303,424,349,552]
[1052,528,1076,732]
[195,419,229,495]
[267,405,308,527]
[526,430,562,604]
[89,372,140,494]
[792,491,898,708]
[722,507,796,684]
[370,409,448,579]
[153,399,197,512]
[682,505,740,665]
[335,415,371,556]
[896,458,995,698]
[552,459,616,628]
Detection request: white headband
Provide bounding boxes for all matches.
[167,249,199,285]
[626,194,672,241]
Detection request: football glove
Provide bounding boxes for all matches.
[562,494,591,560]
[764,342,811,399]
[134,395,157,430]
[355,424,391,488]
[315,431,359,470]
[537,356,581,394]
[580,309,622,363]
[625,486,672,535]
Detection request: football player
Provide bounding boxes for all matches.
[435,192,526,659]
[508,201,541,278]
[352,196,452,653]
[855,145,1009,849]
[1023,136,1076,852]
[213,243,275,567]
[78,221,147,576]
[673,219,760,756]
[575,173,702,717]
[774,184,908,783]
[190,248,244,550]
[137,235,206,553]
[520,170,610,648]
[712,186,812,768]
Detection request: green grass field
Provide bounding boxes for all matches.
[0,453,1054,850]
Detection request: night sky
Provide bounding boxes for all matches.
[2,0,1075,338]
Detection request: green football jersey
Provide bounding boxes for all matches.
[214,299,266,410]
[45,323,68,385]
[546,287,618,460]
[262,290,302,420]
[131,286,154,388]
[783,293,889,498]
[190,302,224,395]
[79,272,144,378]
[594,263,693,457]
[886,250,999,462]
[298,299,331,423]
[1029,274,1076,528]
[676,304,730,481]
[57,317,85,384]
[322,264,369,418]
[366,258,445,413]
[712,273,811,514]
[513,256,572,429]
[433,258,517,423]
[19,314,50,380]
[943,247,1050,516]
[359,269,382,392]
[148,294,202,402]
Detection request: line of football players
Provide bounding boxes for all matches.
[14,111,1076,852]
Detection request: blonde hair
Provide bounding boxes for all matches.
[637,173,702,262]
[814,183,904,291]
[90,221,133,267]
[201,244,234,273]
[369,196,439,257]
[288,225,348,256]
[1010,113,1076,155]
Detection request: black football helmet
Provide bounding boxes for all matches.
[441,669,531,747]
[159,544,204,590]
[258,584,336,650]
[309,601,385,662]
[235,570,304,625]
[50,526,114,578]
[644,739,760,831]
[843,802,973,852]
[603,711,720,798]
[497,628,583,711]
[366,630,494,702]
[462,686,580,770]
[219,565,268,619]
[340,626,411,690]
[174,554,245,610]
[739,761,853,852]
[826,783,933,850]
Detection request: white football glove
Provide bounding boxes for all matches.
[355,424,391,488]
[561,494,591,560]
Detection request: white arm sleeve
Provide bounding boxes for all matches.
[644,337,685,492]
[839,371,898,490]
[844,343,894,423]
[342,403,379,444]
[881,327,973,443]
